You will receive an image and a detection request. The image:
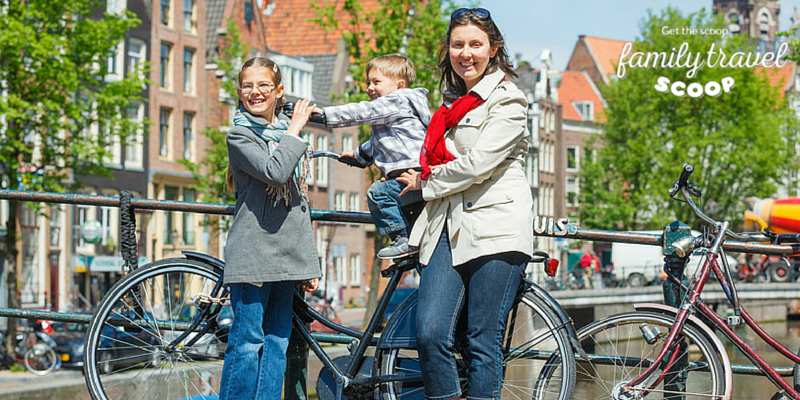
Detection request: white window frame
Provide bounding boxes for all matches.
[160,42,172,89]
[125,102,144,170]
[183,47,195,94]
[183,0,195,33]
[349,254,361,286]
[566,146,579,172]
[183,111,194,160]
[572,101,594,122]
[334,191,347,211]
[315,134,329,187]
[127,38,146,80]
[159,108,172,158]
[334,256,347,285]
[349,193,360,212]
[566,176,579,207]
[270,55,315,99]
[342,134,354,152]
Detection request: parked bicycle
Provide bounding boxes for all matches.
[81,150,586,400]
[0,321,60,375]
[543,164,800,399]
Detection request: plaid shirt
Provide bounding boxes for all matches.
[324,88,431,175]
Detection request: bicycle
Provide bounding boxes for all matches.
[0,322,60,375]
[545,164,800,399]
[82,150,586,400]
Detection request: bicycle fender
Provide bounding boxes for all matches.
[377,291,419,350]
[634,302,733,400]
[181,251,225,270]
[525,281,588,358]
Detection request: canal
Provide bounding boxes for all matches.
[728,319,800,398]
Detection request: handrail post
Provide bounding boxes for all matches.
[285,289,311,400]
[662,220,692,398]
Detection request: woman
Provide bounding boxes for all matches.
[397,7,534,399]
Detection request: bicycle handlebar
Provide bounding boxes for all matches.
[311,151,367,168]
[282,102,327,125]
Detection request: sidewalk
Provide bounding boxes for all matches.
[336,306,366,328]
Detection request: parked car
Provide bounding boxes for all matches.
[309,302,342,333]
[380,286,417,330]
[160,304,231,360]
[51,321,88,368]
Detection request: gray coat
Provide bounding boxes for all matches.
[223,114,321,285]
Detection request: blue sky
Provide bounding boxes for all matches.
[480,0,800,70]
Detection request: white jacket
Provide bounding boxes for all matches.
[409,69,534,266]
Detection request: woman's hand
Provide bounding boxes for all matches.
[397,169,422,196]
[301,278,319,292]
[286,99,315,137]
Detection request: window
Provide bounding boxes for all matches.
[334,191,347,211]
[161,0,171,26]
[566,146,579,171]
[315,135,329,187]
[159,108,171,157]
[183,48,194,93]
[49,205,61,247]
[107,0,126,15]
[183,189,196,245]
[100,205,119,255]
[334,256,346,284]
[160,43,172,89]
[127,38,146,78]
[103,121,122,166]
[342,134,353,152]
[183,112,194,160]
[270,55,315,99]
[106,43,124,79]
[125,102,144,169]
[350,254,361,286]
[349,193,360,212]
[163,186,178,245]
[76,204,93,251]
[566,176,579,206]
[573,101,593,121]
[183,0,195,32]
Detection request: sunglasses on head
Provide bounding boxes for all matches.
[450,7,491,20]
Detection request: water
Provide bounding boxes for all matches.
[727,319,800,398]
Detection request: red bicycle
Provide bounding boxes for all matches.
[550,164,800,399]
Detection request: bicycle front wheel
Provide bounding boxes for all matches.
[376,288,576,400]
[572,311,726,399]
[83,258,226,400]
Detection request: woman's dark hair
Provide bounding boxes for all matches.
[237,56,284,114]
[437,11,517,95]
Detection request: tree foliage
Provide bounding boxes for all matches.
[578,7,799,231]
[0,0,146,354]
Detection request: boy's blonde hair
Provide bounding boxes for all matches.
[366,54,416,86]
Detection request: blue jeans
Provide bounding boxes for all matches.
[367,178,423,236]
[219,281,294,400]
[416,230,527,400]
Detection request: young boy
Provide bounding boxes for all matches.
[320,53,430,259]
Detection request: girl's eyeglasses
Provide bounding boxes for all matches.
[450,7,490,21]
[241,83,276,95]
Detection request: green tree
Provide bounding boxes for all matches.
[180,18,249,214]
[0,0,145,355]
[579,7,799,231]
[311,0,456,328]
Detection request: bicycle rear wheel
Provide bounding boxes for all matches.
[572,311,726,399]
[376,288,576,400]
[83,258,227,400]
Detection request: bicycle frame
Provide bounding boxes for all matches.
[290,255,420,393]
[625,246,800,399]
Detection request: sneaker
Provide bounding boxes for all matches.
[377,236,419,259]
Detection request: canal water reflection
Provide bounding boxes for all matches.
[726,319,800,398]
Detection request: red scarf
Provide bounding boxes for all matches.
[420,92,485,180]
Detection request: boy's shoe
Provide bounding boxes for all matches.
[377,237,419,259]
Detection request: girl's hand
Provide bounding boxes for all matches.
[339,150,355,159]
[287,99,315,137]
[397,169,422,196]
[301,278,319,292]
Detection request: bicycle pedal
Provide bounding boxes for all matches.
[725,315,743,327]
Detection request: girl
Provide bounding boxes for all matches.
[397,8,534,399]
[219,56,320,400]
